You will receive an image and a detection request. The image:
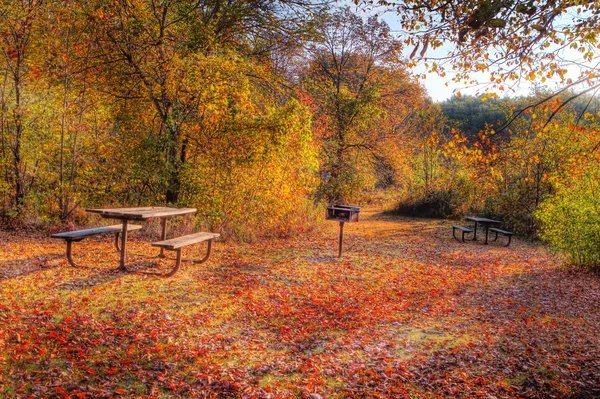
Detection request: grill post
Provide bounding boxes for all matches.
[338,221,344,257]
[326,205,360,257]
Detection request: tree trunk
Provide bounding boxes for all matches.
[165,122,181,205]
[12,59,25,212]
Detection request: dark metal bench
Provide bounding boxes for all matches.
[151,232,220,277]
[488,227,514,246]
[51,224,142,267]
[452,225,473,242]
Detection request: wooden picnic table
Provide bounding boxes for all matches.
[86,207,197,271]
[465,216,501,245]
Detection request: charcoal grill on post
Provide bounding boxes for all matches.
[326,205,360,257]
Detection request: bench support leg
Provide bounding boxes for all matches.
[453,228,469,243]
[505,235,512,247]
[491,231,499,242]
[66,240,78,267]
[191,239,213,264]
[163,249,183,277]
[452,228,459,242]
[151,240,214,277]
[65,240,87,268]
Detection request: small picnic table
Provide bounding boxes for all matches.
[86,207,197,271]
[465,216,501,245]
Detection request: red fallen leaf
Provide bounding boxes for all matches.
[75,393,86,399]
[3,214,600,398]
[55,387,68,399]
[115,389,128,395]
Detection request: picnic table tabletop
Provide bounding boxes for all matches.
[465,216,501,224]
[86,207,197,220]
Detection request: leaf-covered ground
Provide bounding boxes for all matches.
[2,209,600,398]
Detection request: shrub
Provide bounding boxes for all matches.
[481,190,542,237]
[536,167,600,270]
[394,189,456,218]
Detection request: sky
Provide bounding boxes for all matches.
[355,5,595,103]
[358,6,501,102]
[409,45,586,103]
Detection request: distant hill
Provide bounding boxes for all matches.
[439,93,600,141]
[439,95,506,140]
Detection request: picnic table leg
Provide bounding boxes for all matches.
[484,225,490,245]
[472,221,478,240]
[159,218,167,258]
[119,219,128,271]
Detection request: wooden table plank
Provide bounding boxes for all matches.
[51,224,142,239]
[152,232,220,250]
[465,216,501,224]
[86,207,197,220]
[136,208,196,218]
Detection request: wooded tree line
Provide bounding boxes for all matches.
[0,1,431,237]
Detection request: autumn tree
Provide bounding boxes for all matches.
[0,0,44,216]
[38,3,110,222]
[302,8,425,204]
[83,0,319,205]
[0,2,121,222]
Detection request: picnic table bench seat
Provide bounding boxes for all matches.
[51,224,142,267]
[452,225,473,242]
[151,232,220,277]
[488,227,514,246]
